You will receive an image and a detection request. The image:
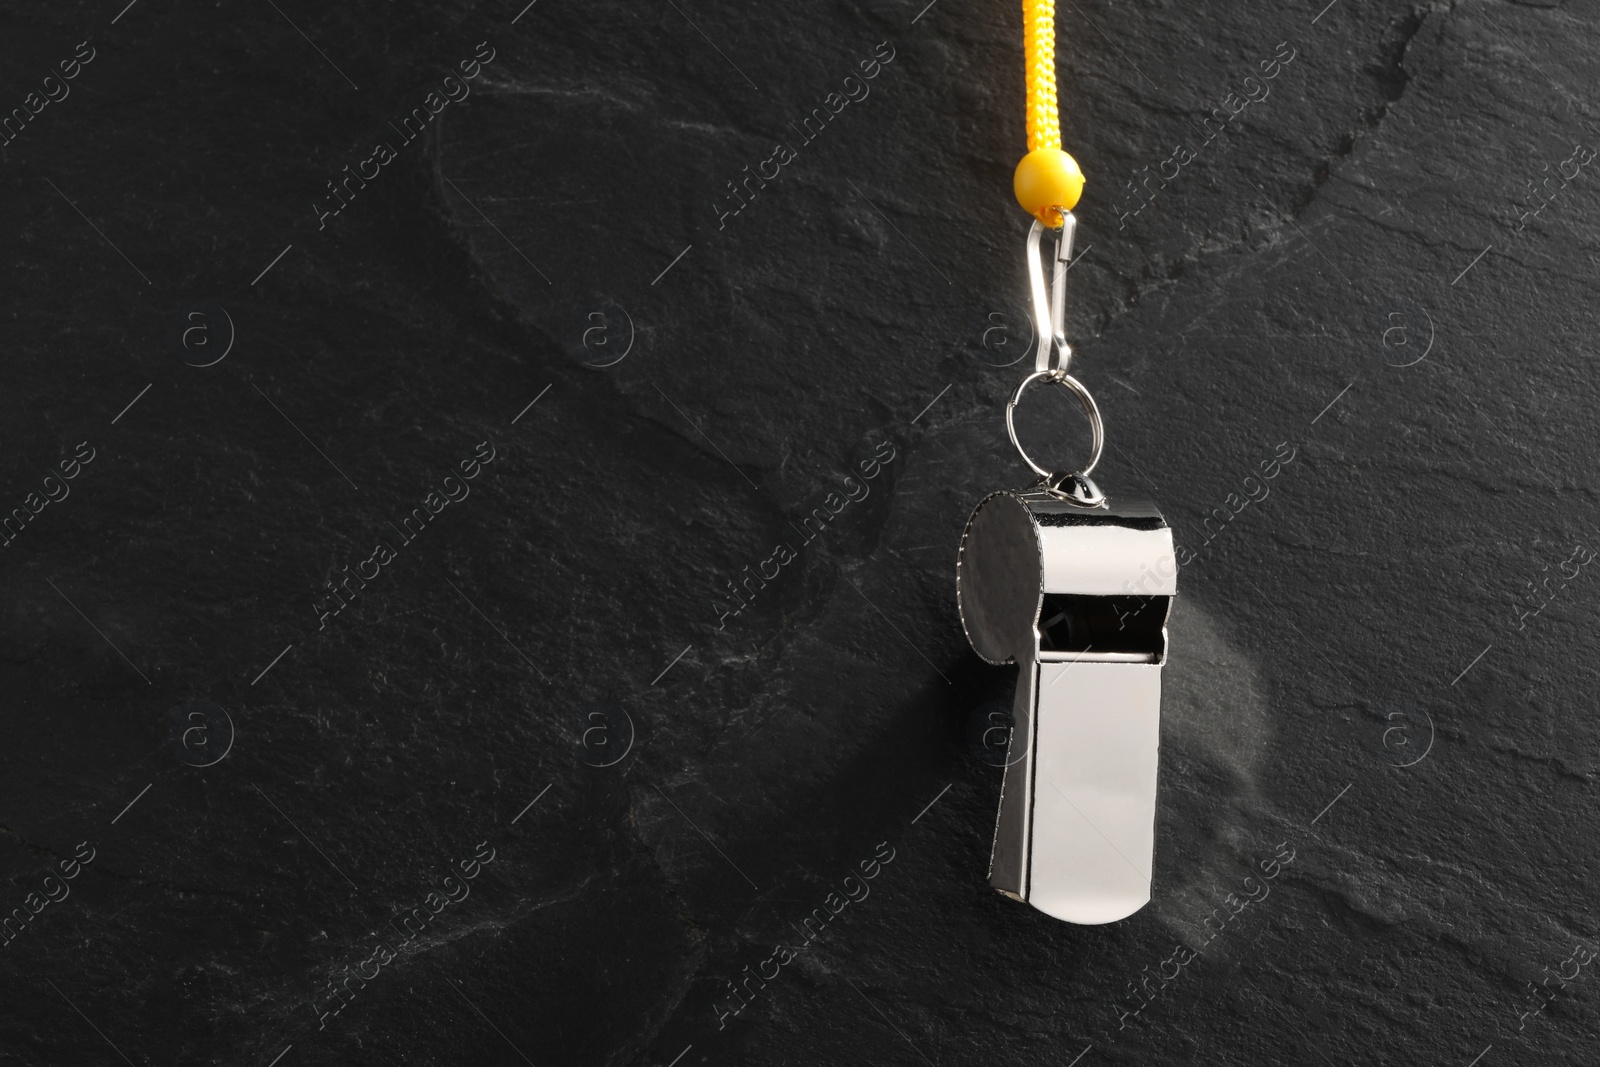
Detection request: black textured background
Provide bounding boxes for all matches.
[1,0,1596,1064]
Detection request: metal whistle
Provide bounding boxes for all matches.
[955,215,1176,924]
[957,488,1176,924]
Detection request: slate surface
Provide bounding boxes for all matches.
[1,0,1596,1064]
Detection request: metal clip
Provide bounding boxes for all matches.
[1026,214,1076,375]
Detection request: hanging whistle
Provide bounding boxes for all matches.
[955,216,1177,925]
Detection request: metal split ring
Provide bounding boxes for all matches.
[1005,370,1104,482]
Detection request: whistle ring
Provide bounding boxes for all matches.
[1005,370,1104,482]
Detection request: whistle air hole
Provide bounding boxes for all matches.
[1036,594,1169,655]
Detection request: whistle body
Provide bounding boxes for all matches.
[956,489,1176,925]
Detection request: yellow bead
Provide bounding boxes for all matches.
[1013,148,1084,226]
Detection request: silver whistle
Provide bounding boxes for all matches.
[956,214,1177,923]
[956,486,1176,925]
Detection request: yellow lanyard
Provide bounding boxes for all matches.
[1015,0,1084,227]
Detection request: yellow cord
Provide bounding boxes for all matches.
[1014,0,1084,225]
[1023,0,1060,153]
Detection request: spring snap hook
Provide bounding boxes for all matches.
[1026,213,1076,375]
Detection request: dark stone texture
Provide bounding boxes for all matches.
[1,0,1596,1064]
